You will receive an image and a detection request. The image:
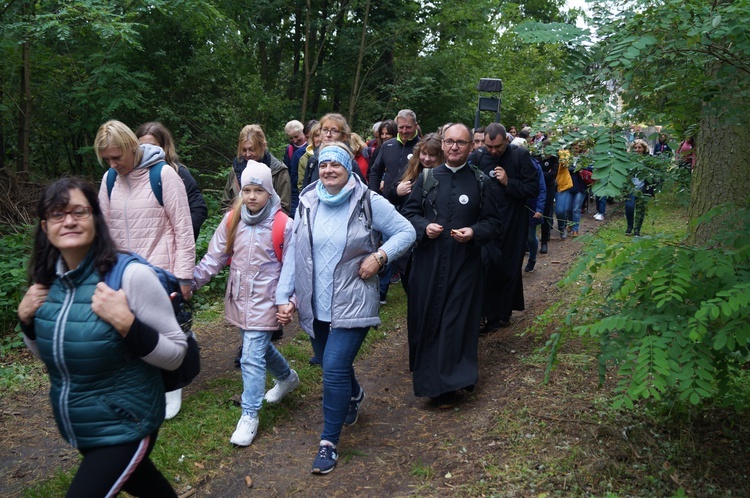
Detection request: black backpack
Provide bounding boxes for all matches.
[104,252,200,392]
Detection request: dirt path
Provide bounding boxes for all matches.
[192,233,584,497]
[0,220,591,497]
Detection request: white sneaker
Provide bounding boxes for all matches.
[593,213,605,221]
[264,369,300,404]
[165,389,182,420]
[230,414,259,446]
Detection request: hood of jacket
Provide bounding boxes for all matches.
[135,143,166,171]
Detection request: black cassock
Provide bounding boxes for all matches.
[401,164,502,398]
[468,145,539,323]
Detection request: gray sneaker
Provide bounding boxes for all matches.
[264,369,300,404]
[344,388,365,426]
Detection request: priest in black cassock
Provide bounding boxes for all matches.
[468,123,539,331]
[401,123,502,408]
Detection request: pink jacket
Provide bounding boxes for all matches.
[193,202,293,331]
[98,148,195,281]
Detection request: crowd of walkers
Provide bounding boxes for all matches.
[17,112,687,493]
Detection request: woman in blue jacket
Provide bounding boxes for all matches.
[18,177,186,497]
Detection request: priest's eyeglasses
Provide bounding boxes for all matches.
[443,139,469,148]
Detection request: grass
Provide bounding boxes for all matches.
[410,459,434,480]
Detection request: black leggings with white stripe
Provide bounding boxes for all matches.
[66,430,177,498]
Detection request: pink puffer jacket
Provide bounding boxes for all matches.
[192,201,292,331]
[98,146,195,281]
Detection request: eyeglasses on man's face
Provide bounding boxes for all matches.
[443,139,469,148]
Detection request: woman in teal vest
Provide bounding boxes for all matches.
[18,177,186,497]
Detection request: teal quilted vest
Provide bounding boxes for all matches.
[34,252,165,449]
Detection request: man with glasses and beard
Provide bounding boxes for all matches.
[401,123,501,409]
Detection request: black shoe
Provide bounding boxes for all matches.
[524,259,536,273]
[625,227,633,236]
[480,321,500,335]
[634,230,640,236]
[271,328,284,342]
[309,355,321,365]
[540,242,548,254]
[234,345,242,368]
[431,391,459,409]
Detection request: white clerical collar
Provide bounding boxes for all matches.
[445,162,466,173]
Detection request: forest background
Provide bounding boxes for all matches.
[0,0,579,187]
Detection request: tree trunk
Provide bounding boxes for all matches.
[300,0,313,122]
[0,84,4,170]
[348,0,370,124]
[17,38,31,175]
[290,1,302,101]
[258,40,269,87]
[689,64,750,245]
[689,111,750,245]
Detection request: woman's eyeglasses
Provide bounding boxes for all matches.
[46,206,93,224]
[321,128,341,136]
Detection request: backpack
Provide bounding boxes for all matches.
[225,209,289,261]
[420,165,486,217]
[297,188,380,249]
[104,252,200,392]
[578,169,595,186]
[359,188,380,249]
[106,161,167,206]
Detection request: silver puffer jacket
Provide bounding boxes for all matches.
[294,180,381,335]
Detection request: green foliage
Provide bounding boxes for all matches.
[0,228,33,342]
[562,204,750,410]
[535,123,685,202]
[516,0,750,131]
[2,0,575,180]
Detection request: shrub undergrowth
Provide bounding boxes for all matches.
[552,202,750,411]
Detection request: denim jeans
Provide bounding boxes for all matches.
[541,183,556,243]
[570,190,587,231]
[240,330,292,418]
[527,224,538,262]
[555,189,572,232]
[624,193,648,232]
[310,320,369,445]
[595,196,607,216]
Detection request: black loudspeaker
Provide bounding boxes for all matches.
[478,78,503,93]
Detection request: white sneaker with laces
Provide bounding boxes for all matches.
[230,414,259,446]
[165,388,182,420]
[264,369,300,404]
[593,213,605,221]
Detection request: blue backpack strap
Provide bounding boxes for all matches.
[149,161,166,206]
[106,168,118,199]
[107,162,165,206]
[103,253,144,290]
